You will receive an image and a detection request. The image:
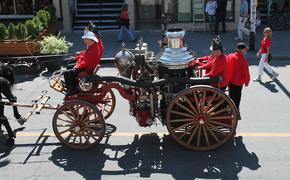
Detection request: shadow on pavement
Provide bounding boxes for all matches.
[48,134,260,180]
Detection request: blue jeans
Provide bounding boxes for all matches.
[118,25,136,41]
[208,15,216,32]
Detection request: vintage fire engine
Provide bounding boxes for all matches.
[47,27,238,151]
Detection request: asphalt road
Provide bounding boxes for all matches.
[1,59,290,180]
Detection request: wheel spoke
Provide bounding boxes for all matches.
[184,96,198,114]
[207,122,229,135]
[205,124,220,143]
[175,101,196,116]
[207,100,225,114]
[206,92,217,109]
[84,127,103,136]
[79,106,89,121]
[56,124,72,127]
[196,126,202,147]
[62,111,76,122]
[208,107,230,117]
[57,117,74,124]
[187,124,199,145]
[179,123,198,139]
[67,106,79,120]
[171,122,195,132]
[208,120,233,128]
[200,90,207,111]
[209,116,234,120]
[202,125,210,147]
[64,132,74,142]
[170,118,194,123]
[59,126,74,135]
[192,91,200,113]
[170,110,195,119]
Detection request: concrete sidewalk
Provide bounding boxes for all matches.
[65,28,290,62]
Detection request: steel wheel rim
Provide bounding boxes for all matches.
[53,100,105,150]
[166,85,238,151]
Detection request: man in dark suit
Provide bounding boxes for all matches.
[215,0,228,34]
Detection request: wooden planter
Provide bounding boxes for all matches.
[0,41,40,56]
[37,21,59,40]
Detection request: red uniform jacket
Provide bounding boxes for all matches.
[75,40,103,75]
[259,37,271,54]
[197,55,215,73]
[205,53,229,88]
[227,52,250,86]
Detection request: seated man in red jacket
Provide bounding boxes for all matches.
[188,47,215,74]
[202,37,229,91]
[227,42,250,119]
[64,31,101,96]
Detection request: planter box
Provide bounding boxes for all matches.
[37,21,59,40]
[0,41,40,56]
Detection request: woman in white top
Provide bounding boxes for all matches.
[205,0,217,33]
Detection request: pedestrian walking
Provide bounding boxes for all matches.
[205,0,217,34]
[227,42,250,119]
[215,0,227,34]
[254,27,279,82]
[118,4,136,42]
[235,0,249,41]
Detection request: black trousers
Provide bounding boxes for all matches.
[215,12,226,34]
[63,68,82,92]
[228,83,243,109]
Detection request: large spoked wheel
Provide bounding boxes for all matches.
[166,85,238,151]
[96,89,116,120]
[53,100,105,150]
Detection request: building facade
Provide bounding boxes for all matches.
[3,0,284,33]
[127,0,242,31]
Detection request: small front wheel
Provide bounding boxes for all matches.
[53,100,105,150]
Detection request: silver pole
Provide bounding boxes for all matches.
[249,0,257,50]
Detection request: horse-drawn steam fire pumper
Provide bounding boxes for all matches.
[3,27,239,151]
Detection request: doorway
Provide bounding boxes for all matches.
[136,0,162,30]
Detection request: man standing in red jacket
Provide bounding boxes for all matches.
[64,31,101,96]
[227,42,250,119]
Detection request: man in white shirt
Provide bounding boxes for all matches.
[205,0,218,33]
[235,0,250,41]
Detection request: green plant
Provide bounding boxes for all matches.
[0,23,6,41]
[40,35,73,55]
[25,20,38,38]
[7,23,16,40]
[44,5,56,23]
[33,17,44,34]
[36,10,50,28]
[15,23,28,40]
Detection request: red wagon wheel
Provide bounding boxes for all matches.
[96,89,116,120]
[53,100,105,150]
[166,85,238,151]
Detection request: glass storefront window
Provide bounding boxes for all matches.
[15,0,33,14]
[0,0,52,15]
[177,0,192,21]
[0,0,14,14]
